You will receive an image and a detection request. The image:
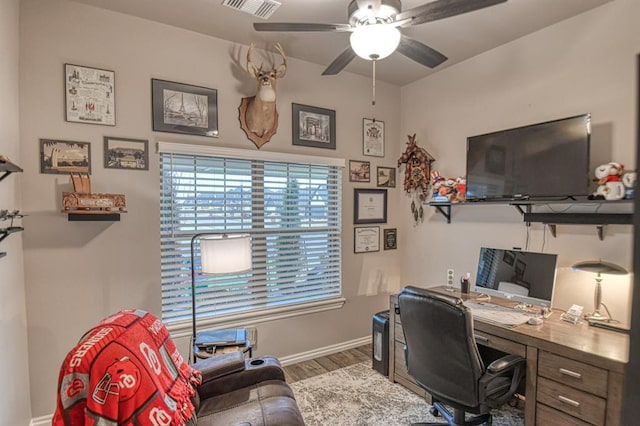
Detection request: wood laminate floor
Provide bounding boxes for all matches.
[283,344,372,383]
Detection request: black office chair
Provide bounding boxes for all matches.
[398,286,525,426]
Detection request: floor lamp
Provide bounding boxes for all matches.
[572,259,628,322]
[190,233,252,362]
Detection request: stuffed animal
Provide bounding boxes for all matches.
[454,177,467,203]
[592,162,625,200]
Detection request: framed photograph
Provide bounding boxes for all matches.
[515,259,526,277]
[363,118,384,157]
[292,103,336,149]
[377,166,396,188]
[354,188,387,224]
[354,226,380,253]
[40,139,91,174]
[152,79,219,137]
[503,250,515,266]
[104,137,149,171]
[349,160,370,182]
[65,64,115,126]
[384,228,397,250]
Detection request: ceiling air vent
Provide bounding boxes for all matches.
[222,0,281,20]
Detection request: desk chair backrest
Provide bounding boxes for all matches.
[398,286,484,408]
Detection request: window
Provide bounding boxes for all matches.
[159,143,344,327]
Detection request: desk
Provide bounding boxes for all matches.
[389,287,629,425]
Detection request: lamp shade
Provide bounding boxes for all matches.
[571,260,628,275]
[200,234,252,275]
[350,24,401,60]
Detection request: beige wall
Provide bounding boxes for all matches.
[0,0,31,424]
[20,0,402,418]
[400,0,639,322]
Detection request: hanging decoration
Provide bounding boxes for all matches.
[397,134,435,224]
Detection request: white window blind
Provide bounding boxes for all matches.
[159,146,343,325]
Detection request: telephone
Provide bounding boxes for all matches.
[560,304,584,324]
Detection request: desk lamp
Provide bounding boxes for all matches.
[571,259,627,322]
[190,233,252,361]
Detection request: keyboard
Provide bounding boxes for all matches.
[464,301,531,327]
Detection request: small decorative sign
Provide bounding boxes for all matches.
[384,228,397,250]
[363,118,384,157]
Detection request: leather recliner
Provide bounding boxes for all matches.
[398,286,525,426]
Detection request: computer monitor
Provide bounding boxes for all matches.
[473,247,558,308]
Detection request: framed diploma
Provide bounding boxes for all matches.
[354,226,380,253]
[354,188,387,224]
[363,118,384,157]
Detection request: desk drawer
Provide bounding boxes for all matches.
[474,330,526,357]
[536,403,591,426]
[537,377,606,425]
[538,351,608,397]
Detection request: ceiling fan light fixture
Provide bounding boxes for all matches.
[350,24,401,61]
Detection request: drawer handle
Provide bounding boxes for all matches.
[475,335,489,343]
[558,395,581,408]
[559,368,582,379]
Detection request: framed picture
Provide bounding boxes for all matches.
[40,139,91,174]
[377,166,396,188]
[152,79,219,137]
[515,259,526,277]
[354,226,380,253]
[65,64,115,126]
[354,188,387,224]
[349,160,370,182]
[384,228,397,250]
[503,250,515,266]
[104,137,149,171]
[292,103,336,149]
[363,118,384,157]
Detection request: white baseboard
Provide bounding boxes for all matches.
[278,335,371,366]
[30,336,371,425]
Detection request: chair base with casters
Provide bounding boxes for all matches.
[398,286,526,426]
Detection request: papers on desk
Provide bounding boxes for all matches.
[464,301,531,327]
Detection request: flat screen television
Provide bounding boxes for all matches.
[473,247,558,308]
[465,114,591,201]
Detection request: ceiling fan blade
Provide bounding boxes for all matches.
[322,46,357,76]
[254,22,352,32]
[396,0,507,27]
[397,35,448,68]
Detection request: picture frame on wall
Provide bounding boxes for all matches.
[377,166,396,188]
[349,160,370,182]
[292,103,336,149]
[384,228,397,250]
[104,137,149,171]
[354,188,387,224]
[65,64,115,126]
[354,226,380,253]
[39,139,91,175]
[152,79,219,137]
[363,118,384,157]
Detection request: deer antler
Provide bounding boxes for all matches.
[246,43,259,78]
[275,42,287,78]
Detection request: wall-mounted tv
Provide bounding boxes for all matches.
[465,114,591,201]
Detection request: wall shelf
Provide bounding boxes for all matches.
[0,159,23,182]
[427,199,633,240]
[1,159,24,258]
[67,213,121,222]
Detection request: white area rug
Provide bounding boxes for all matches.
[291,362,525,426]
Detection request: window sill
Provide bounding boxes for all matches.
[166,297,346,339]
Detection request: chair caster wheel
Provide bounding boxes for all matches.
[429,406,439,417]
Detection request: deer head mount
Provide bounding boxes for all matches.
[239,43,287,149]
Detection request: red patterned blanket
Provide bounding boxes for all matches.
[53,309,201,425]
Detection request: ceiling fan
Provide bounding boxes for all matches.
[253,0,507,75]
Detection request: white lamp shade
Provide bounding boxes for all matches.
[200,234,252,275]
[350,24,401,60]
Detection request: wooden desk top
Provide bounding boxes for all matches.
[391,286,629,372]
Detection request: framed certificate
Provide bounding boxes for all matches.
[354,226,380,253]
[354,188,387,224]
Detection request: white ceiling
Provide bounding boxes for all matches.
[69,0,611,86]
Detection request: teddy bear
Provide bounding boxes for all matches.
[623,171,637,199]
[591,162,625,200]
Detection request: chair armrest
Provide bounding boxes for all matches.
[196,356,286,399]
[486,354,525,375]
[192,351,246,383]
